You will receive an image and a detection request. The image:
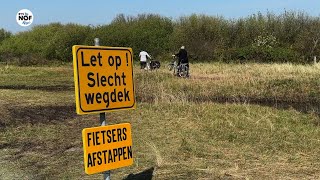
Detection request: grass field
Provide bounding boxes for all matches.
[0,62,319,179]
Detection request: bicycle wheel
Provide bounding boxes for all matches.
[178,65,188,78]
[185,66,189,78]
[155,62,160,69]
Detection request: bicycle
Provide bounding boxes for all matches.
[149,60,161,70]
[168,55,178,74]
[177,63,189,78]
[168,55,189,78]
[145,58,161,71]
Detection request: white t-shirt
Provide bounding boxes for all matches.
[139,51,151,62]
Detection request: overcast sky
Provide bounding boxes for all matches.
[2,0,320,33]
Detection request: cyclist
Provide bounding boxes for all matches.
[175,46,189,76]
[139,50,151,70]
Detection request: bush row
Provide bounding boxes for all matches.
[0,11,319,65]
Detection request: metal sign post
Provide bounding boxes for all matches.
[95,38,111,180]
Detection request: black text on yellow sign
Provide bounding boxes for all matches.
[82,123,133,175]
[72,45,135,115]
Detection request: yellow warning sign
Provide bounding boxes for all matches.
[82,123,133,175]
[72,45,135,115]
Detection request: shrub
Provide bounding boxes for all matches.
[0,11,320,65]
[0,28,11,44]
[0,23,90,64]
[229,46,300,63]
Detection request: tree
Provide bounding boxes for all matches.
[0,28,11,44]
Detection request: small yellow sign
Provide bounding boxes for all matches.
[72,45,135,115]
[82,123,133,175]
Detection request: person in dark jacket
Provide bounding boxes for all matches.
[175,46,188,66]
[175,46,189,77]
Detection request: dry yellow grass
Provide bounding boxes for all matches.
[0,63,319,179]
